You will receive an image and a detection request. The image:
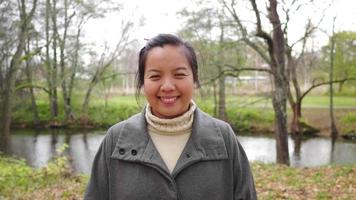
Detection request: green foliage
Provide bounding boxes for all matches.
[193,96,274,134]
[342,112,356,124]
[0,144,87,200]
[88,102,141,126]
[0,154,32,197]
[321,31,356,94]
[333,32,356,78]
[227,108,274,134]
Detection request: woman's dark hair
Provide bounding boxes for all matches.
[135,34,200,96]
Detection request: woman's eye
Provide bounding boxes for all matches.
[175,73,187,78]
[149,75,160,80]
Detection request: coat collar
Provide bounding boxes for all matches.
[111,107,228,176]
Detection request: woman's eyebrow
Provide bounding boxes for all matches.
[174,67,189,71]
[145,69,160,73]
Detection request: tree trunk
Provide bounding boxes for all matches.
[68,21,83,106]
[45,0,53,120]
[290,101,302,136]
[213,81,218,117]
[25,38,40,127]
[218,67,227,121]
[0,0,38,151]
[81,61,117,114]
[271,74,290,165]
[286,47,304,136]
[51,0,59,120]
[268,0,290,165]
[81,79,97,114]
[329,18,338,138]
[0,75,14,152]
[226,0,290,164]
[59,0,74,124]
[218,21,228,121]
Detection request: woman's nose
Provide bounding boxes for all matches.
[161,78,175,92]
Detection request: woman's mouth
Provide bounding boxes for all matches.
[159,96,178,104]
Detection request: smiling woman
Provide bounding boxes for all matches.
[84,34,256,200]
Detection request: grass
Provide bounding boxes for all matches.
[301,96,356,107]
[216,95,356,108]
[1,153,354,200]
[0,147,87,200]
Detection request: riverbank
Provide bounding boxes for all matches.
[9,95,356,138]
[0,154,354,200]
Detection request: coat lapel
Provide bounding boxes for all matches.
[111,111,170,174]
[172,108,228,176]
[111,107,228,176]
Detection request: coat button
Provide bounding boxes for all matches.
[119,148,125,155]
[131,149,137,156]
[186,153,191,158]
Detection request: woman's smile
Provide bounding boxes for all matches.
[159,96,178,105]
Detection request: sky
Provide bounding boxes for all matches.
[83,0,356,50]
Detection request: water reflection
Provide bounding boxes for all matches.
[2,129,356,174]
[4,129,105,173]
[238,135,356,167]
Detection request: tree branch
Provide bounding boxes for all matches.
[15,83,50,94]
[222,0,271,64]
[301,77,356,101]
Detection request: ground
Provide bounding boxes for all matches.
[301,108,356,137]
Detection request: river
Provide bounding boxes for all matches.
[2,128,355,174]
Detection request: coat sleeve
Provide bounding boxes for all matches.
[84,128,114,200]
[227,125,257,200]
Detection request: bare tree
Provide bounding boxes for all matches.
[178,6,237,121]
[282,1,328,136]
[81,21,132,115]
[329,17,338,138]
[223,0,290,165]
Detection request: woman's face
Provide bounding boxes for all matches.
[143,45,195,119]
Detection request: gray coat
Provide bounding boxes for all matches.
[84,108,256,200]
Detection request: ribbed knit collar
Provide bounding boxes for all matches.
[145,101,196,136]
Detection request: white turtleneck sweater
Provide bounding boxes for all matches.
[145,102,196,173]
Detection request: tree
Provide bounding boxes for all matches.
[0,0,38,151]
[223,0,290,165]
[331,31,356,92]
[178,5,244,121]
[23,25,41,127]
[38,0,120,125]
[316,31,356,136]
[54,0,108,124]
[81,21,132,115]
[281,0,336,136]
[329,17,338,138]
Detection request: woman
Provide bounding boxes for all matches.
[84,34,256,200]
